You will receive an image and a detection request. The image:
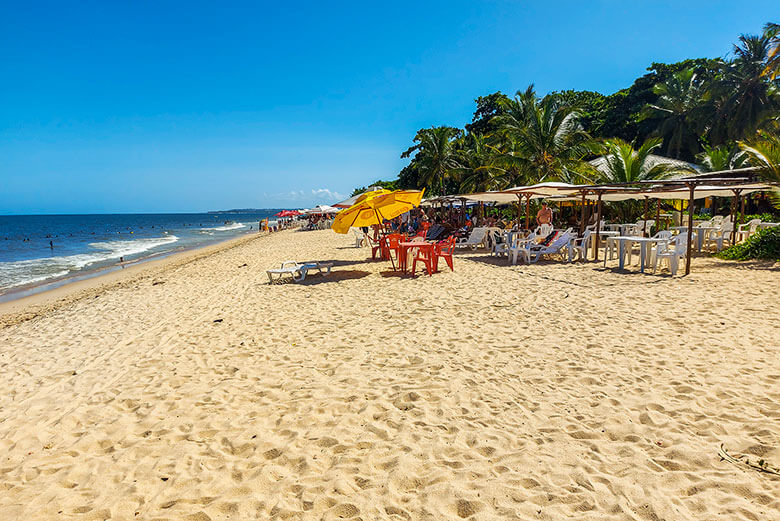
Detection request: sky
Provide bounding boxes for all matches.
[0,1,775,214]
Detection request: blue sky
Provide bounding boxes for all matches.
[0,1,775,214]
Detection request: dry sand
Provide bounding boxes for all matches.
[1,228,778,520]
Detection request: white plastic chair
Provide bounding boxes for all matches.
[568,230,592,262]
[492,230,515,257]
[653,235,687,276]
[352,228,367,248]
[648,230,673,265]
[707,221,734,251]
[736,219,761,242]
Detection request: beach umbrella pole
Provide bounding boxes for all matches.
[375,208,395,271]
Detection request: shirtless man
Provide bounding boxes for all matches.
[536,201,552,226]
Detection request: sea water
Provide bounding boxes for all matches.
[0,212,282,297]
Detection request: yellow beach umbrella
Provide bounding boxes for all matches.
[331,189,425,234]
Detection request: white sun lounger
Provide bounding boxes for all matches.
[266,261,333,283]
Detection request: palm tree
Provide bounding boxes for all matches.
[596,137,687,221]
[644,68,708,160]
[712,32,780,141]
[696,144,748,172]
[597,137,682,183]
[763,22,780,79]
[495,86,595,184]
[739,131,780,208]
[401,126,462,195]
[455,133,502,193]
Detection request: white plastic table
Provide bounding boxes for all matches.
[610,236,669,272]
[672,226,717,252]
[589,230,619,259]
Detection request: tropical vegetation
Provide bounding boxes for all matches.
[717,225,780,261]
[355,23,780,211]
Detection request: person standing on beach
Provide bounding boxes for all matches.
[49,240,54,250]
[536,201,552,226]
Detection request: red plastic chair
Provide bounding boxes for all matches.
[386,235,403,269]
[371,236,385,259]
[411,244,436,276]
[435,236,456,272]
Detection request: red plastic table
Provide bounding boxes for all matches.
[398,241,437,274]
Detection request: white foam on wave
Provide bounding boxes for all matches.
[201,222,246,232]
[0,235,179,290]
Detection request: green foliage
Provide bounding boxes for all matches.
[378,23,780,198]
[643,68,709,160]
[717,226,780,260]
[465,92,511,135]
[696,143,748,171]
[737,212,780,224]
[739,130,780,208]
[400,126,462,195]
[350,179,399,197]
[495,86,596,184]
[547,90,608,134]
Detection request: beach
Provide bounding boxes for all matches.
[1,228,778,520]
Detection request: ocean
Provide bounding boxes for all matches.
[0,211,282,299]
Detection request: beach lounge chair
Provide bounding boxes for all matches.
[267,261,333,283]
[425,224,445,241]
[455,227,489,250]
[516,228,575,264]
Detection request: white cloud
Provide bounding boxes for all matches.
[269,187,347,207]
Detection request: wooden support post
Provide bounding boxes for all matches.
[731,189,742,245]
[642,197,649,236]
[516,195,522,225]
[525,194,531,230]
[579,191,586,237]
[594,191,603,261]
[685,183,695,276]
[655,199,661,232]
[740,193,746,220]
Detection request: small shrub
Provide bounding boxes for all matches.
[736,213,780,225]
[717,226,780,261]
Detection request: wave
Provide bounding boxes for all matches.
[201,222,246,232]
[0,235,179,290]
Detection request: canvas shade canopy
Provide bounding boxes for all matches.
[331,189,425,234]
[303,205,340,215]
[550,183,771,202]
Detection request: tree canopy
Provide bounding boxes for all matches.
[351,23,780,200]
